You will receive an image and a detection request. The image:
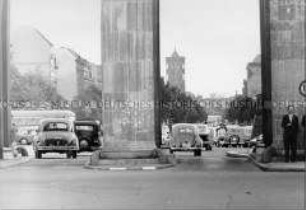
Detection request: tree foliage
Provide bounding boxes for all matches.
[72,84,102,122]
[225,95,257,125]
[10,64,63,107]
[159,78,207,124]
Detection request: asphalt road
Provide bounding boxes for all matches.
[0,148,304,210]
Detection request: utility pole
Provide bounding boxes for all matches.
[0,0,10,159]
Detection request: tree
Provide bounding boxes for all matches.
[225,95,257,125]
[72,84,102,122]
[10,65,64,108]
[159,78,208,124]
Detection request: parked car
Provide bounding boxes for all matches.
[249,134,264,148]
[215,124,230,147]
[15,127,37,145]
[169,123,203,156]
[33,119,79,159]
[196,124,213,150]
[74,121,103,152]
[225,125,253,147]
[240,126,253,147]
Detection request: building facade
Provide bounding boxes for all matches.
[10,26,54,85]
[54,47,102,101]
[10,26,102,101]
[166,50,185,92]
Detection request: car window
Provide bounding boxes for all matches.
[75,125,94,131]
[43,122,69,132]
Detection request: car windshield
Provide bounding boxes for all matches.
[43,122,69,132]
[197,125,207,133]
[75,125,94,131]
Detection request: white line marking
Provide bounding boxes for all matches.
[109,168,127,170]
[142,167,156,170]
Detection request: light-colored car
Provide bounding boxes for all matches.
[169,123,203,156]
[34,118,79,159]
[249,134,264,148]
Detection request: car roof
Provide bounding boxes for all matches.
[39,118,72,124]
[75,121,99,125]
[172,123,197,127]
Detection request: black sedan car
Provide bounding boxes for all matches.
[74,121,103,152]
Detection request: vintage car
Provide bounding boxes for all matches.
[74,121,103,152]
[196,124,213,150]
[169,123,203,156]
[33,119,79,159]
[15,126,38,145]
[215,125,230,147]
[226,125,241,147]
[226,125,253,147]
[249,134,264,148]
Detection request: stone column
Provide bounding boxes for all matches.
[0,0,10,159]
[261,0,306,151]
[101,0,160,153]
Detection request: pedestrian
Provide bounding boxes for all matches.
[281,105,299,162]
[10,123,17,144]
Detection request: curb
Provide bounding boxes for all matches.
[248,155,305,172]
[84,162,175,171]
[0,157,31,170]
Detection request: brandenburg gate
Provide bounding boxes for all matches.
[1,0,305,159]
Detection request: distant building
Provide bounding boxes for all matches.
[53,47,102,101]
[166,49,185,92]
[11,26,102,101]
[10,26,54,85]
[245,55,261,98]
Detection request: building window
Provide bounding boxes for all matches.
[83,67,93,80]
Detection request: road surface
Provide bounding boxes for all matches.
[0,148,304,210]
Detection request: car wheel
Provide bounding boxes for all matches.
[67,152,71,159]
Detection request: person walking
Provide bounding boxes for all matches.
[281,105,299,162]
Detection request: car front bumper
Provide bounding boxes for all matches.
[36,146,79,151]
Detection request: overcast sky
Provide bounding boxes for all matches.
[10,0,260,98]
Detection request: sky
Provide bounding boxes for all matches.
[10,0,260,98]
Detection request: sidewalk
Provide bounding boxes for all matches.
[0,157,30,169]
[0,147,31,169]
[226,150,305,172]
